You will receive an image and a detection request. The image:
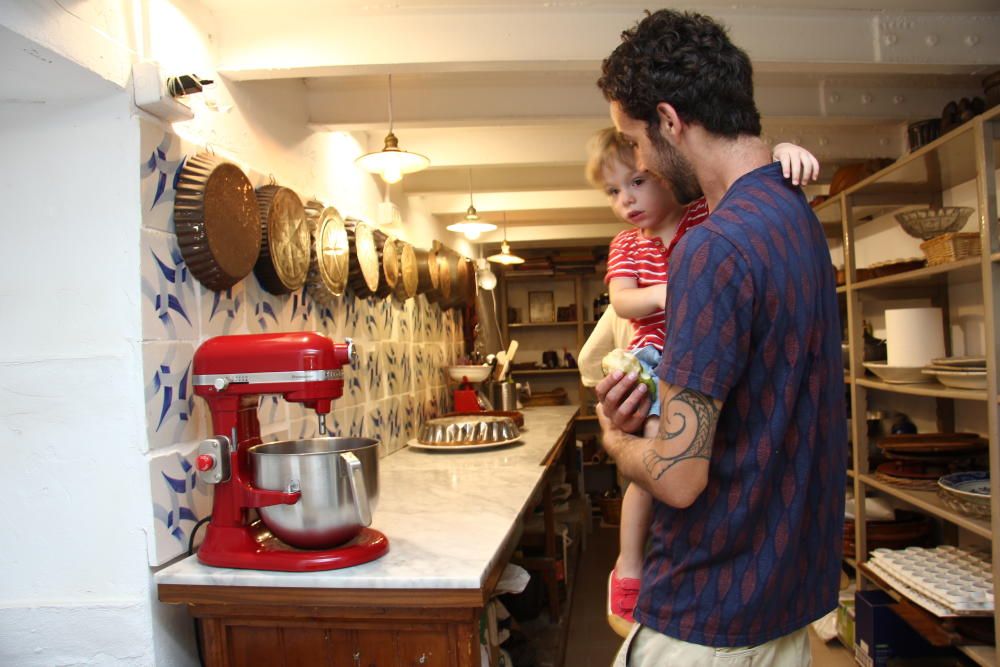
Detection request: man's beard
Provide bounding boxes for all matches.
[648,128,703,205]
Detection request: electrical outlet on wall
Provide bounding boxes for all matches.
[132,61,194,122]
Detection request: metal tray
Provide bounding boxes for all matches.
[417,415,519,446]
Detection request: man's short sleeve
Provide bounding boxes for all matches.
[655,226,753,401]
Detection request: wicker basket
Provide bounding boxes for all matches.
[919,232,981,266]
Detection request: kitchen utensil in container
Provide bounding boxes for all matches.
[492,381,517,411]
[174,152,261,291]
[306,206,349,307]
[254,184,311,294]
[250,437,380,549]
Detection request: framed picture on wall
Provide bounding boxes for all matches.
[528,291,555,323]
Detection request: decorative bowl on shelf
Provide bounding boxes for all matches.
[862,362,928,384]
[938,471,990,519]
[894,207,975,241]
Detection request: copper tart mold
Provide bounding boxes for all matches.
[173,152,261,291]
[254,184,311,294]
[307,206,349,307]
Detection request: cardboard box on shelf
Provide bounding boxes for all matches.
[854,590,935,667]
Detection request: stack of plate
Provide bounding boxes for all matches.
[875,433,987,490]
[922,356,987,390]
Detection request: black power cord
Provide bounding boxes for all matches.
[187,517,212,667]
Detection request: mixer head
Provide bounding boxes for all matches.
[193,332,354,414]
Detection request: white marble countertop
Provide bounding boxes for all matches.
[155,405,579,592]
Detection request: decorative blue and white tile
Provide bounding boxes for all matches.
[365,399,389,457]
[422,301,439,341]
[147,442,213,566]
[246,273,290,334]
[401,393,418,444]
[356,296,379,341]
[382,342,406,397]
[141,229,197,341]
[373,296,393,341]
[289,285,316,332]
[411,296,427,342]
[143,342,201,450]
[316,303,336,336]
[400,343,414,395]
[355,341,384,403]
[427,343,447,386]
[290,417,319,440]
[432,385,455,414]
[258,394,289,436]
[385,395,403,454]
[340,289,363,339]
[423,387,442,421]
[199,281,246,337]
[389,298,412,342]
[413,346,428,392]
[261,429,287,443]
[140,123,187,234]
[341,349,366,408]
[342,404,366,438]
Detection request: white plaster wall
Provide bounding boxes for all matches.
[0,92,152,664]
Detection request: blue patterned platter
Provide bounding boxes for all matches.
[938,471,990,499]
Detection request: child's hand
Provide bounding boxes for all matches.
[772,142,820,186]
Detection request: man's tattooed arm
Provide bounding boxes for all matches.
[643,386,720,481]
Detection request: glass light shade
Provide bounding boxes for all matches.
[487,240,524,265]
[355,131,429,184]
[446,205,497,240]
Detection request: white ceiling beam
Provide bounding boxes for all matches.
[214,8,1000,81]
[305,77,980,132]
[416,188,607,216]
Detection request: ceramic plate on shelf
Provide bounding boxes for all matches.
[922,368,987,390]
[938,471,990,499]
[862,362,929,384]
[930,356,986,368]
[406,437,522,452]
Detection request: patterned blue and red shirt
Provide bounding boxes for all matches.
[641,162,847,647]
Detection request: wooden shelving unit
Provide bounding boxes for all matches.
[497,256,609,407]
[835,104,1000,660]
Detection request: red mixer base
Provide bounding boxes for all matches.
[198,522,390,572]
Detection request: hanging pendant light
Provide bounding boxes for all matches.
[446,170,497,240]
[487,212,524,265]
[355,74,430,184]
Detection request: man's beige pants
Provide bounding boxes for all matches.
[612,623,811,667]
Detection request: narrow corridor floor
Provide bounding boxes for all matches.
[562,520,855,667]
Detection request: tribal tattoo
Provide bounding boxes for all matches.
[643,388,719,480]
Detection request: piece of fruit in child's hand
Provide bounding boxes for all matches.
[601,349,656,394]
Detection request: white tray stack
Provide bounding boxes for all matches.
[867,546,994,617]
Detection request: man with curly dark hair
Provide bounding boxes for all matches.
[594,9,845,666]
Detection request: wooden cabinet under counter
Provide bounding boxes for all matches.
[157,406,580,667]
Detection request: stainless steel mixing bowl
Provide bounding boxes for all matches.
[249,437,379,549]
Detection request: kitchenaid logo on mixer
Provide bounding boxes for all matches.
[193,369,343,387]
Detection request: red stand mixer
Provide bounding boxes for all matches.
[192,332,388,572]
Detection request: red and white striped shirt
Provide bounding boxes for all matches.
[604,197,709,350]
